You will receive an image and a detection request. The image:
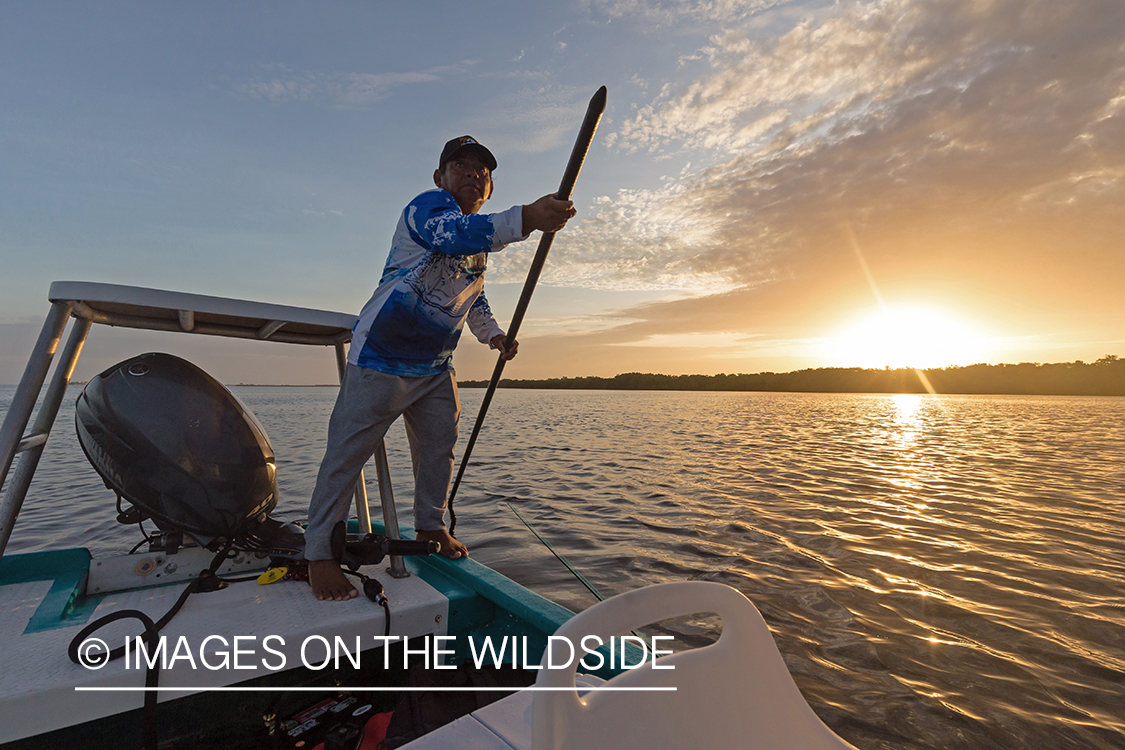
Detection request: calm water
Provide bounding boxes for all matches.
[3,385,1123,749]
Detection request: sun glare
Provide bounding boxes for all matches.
[826,307,991,369]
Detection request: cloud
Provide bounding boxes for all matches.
[582,0,801,27]
[487,173,772,291]
[616,0,1006,155]
[236,71,319,103]
[301,205,344,218]
[461,83,598,155]
[522,0,1125,299]
[234,62,475,108]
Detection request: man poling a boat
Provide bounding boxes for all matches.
[304,135,577,601]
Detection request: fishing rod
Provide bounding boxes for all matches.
[448,85,607,534]
[501,502,605,602]
[500,501,650,645]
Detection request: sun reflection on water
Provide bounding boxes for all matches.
[892,393,924,438]
[885,394,928,492]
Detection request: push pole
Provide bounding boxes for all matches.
[447,86,607,533]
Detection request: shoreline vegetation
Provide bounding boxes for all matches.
[52,357,1118,395]
[460,355,1125,396]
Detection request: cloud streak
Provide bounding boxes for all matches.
[583,0,800,27]
[234,62,475,107]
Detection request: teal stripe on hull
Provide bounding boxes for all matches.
[0,548,105,633]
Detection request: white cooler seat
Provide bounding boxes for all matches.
[405,581,858,750]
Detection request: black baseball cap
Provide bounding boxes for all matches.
[439,136,497,172]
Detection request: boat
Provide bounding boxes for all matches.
[0,281,859,750]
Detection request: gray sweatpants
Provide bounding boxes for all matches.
[303,364,460,561]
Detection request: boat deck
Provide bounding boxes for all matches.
[0,546,443,743]
[0,534,577,747]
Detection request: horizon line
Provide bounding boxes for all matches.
[3,354,1119,389]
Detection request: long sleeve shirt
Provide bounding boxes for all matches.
[348,188,527,376]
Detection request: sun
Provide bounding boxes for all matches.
[825,306,991,369]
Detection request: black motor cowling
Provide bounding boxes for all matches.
[75,352,277,543]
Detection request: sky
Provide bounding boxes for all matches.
[2,0,1122,385]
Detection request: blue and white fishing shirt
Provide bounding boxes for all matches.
[348,188,527,377]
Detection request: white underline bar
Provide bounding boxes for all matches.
[75,686,676,693]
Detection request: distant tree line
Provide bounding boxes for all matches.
[460,355,1125,396]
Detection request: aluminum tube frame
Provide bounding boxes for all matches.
[71,303,350,347]
[372,443,408,578]
[0,317,92,559]
[0,302,73,500]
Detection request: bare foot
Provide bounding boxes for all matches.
[309,559,359,601]
[416,528,468,559]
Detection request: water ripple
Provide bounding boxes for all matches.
[2,386,1123,749]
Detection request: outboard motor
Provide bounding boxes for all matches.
[76,352,278,547]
